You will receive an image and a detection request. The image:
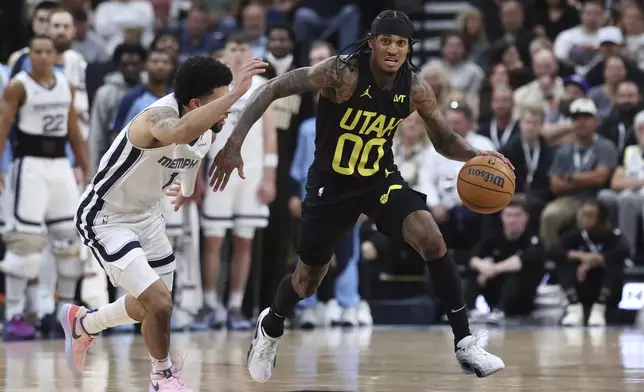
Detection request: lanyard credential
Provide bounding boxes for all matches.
[581,230,600,253]
[522,141,541,186]
[618,122,626,152]
[573,146,594,171]
[490,119,516,150]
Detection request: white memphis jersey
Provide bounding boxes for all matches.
[209,75,266,168]
[79,93,212,214]
[13,70,72,137]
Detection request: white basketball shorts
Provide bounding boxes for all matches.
[201,167,268,238]
[75,198,176,297]
[4,157,80,235]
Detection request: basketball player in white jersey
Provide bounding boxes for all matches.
[201,33,277,330]
[58,56,267,392]
[0,35,89,341]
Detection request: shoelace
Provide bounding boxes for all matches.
[460,329,489,355]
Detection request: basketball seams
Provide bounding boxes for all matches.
[456,188,504,212]
[457,178,514,197]
[460,164,516,190]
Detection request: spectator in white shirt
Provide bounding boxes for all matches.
[94,0,155,55]
[598,111,644,256]
[418,101,495,250]
[514,49,564,116]
[392,112,429,190]
[553,0,604,74]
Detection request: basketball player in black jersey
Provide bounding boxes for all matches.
[210,11,510,382]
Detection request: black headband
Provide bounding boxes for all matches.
[370,17,415,39]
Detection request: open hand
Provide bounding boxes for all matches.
[232,57,268,96]
[209,141,245,192]
[165,181,189,211]
[478,150,515,171]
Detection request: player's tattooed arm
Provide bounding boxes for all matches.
[410,73,480,162]
[228,56,357,146]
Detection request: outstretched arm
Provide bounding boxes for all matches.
[410,72,479,162]
[228,56,356,147]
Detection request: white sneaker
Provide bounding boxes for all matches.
[300,307,318,329]
[356,300,373,326]
[324,299,342,326]
[455,331,505,377]
[468,309,489,324]
[561,303,584,326]
[340,306,358,327]
[587,303,606,327]
[247,308,280,383]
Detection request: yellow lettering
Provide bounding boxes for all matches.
[358,138,386,176]
[393,94,406,103]
[381,118,403,138]
[364,114,385,136]
[339,108,362,131]
[358,111,377,134]
[332,133,363,175]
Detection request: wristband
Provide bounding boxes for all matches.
[264,154,278,168]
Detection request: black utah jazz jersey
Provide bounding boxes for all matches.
[311,52,412,191]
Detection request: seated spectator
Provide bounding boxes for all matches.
[466,196,545,324]
[292,0,360,60]
[151,30,180,62]
[420,65,452,113]
[456,8,489,67]
[94,0,156,55]
[597,81,641,160]
[478,64,511,121]
[418,101,495,251]
[622,4,644,70]
[501,106,555,230]
[598,111,644,256]
[498,0,535,67]
[487,40,533,89]
[514,49,564,115]
[552,200,628,326]
[533,0,580,42]
[178,7,226,64]
[542,74,588,146]
[541,98,618,250]
[528,36,575,77]
[553,0,603,74]
[478,86,520,150]
[587,55,627,119]
[71,8,109,63]
[424,32,484,101]
[393,113,429,190]
[585,26,644,89]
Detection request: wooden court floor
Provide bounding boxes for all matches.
[1,327,643,391]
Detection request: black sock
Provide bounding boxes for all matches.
[261,274,302,338]
[426,253,471,349]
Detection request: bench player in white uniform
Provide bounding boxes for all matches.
[0,35,89,341]
[201,33,277,330]
[58,56,267,392]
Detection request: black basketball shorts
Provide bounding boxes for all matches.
[297,171,429,266]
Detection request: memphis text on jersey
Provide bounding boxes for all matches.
[158,156,200,170]
[332,106,404,177]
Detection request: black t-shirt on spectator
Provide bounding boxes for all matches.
[551,227,630,261]
[478,119,521,150]
[472,229,545,266]
[500,136,555,202]
[533,1,581,42]
[598,107,641,161]
[585,56,644,88]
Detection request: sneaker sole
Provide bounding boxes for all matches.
[57,304,82,375]
[461,363,504,378]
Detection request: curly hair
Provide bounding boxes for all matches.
[173,56,233,106]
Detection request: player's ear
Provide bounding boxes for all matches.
[368,35,374,49]
[187,98,201,110]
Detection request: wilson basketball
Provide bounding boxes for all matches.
[457,155,515,214]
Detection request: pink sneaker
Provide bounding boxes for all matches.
[58,303,96,374]
[149,356,193,392]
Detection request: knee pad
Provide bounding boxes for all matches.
[5,232,48,256]
[298,243,334,267]
[0,251,41,279]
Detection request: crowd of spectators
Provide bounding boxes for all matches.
[1,0,643,334]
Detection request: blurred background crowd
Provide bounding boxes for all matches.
[1,0,644,340]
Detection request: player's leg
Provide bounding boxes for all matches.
[370,181,504,377]
[248,192,359,383]
[200,179,236,327]
[1,158,48,341]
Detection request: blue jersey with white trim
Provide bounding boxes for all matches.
[78,93,212,214]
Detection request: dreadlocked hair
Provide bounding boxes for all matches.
[335,10,419,87]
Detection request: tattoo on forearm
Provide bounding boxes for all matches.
[410,73,479,162]
[146,107,179,131]
[231,57,358,145]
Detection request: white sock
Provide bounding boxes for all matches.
[25,283,39,315]
[5,275,28,320]
[81,296,138,334]
[56,276,77,303]
[151,355,173,373]
[204,290,218,309]
[228,291,244,310]
[37,286,55,319]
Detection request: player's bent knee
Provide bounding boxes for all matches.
[5,232,48,256]
[138,280,173,319]
[402,210,446,260]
